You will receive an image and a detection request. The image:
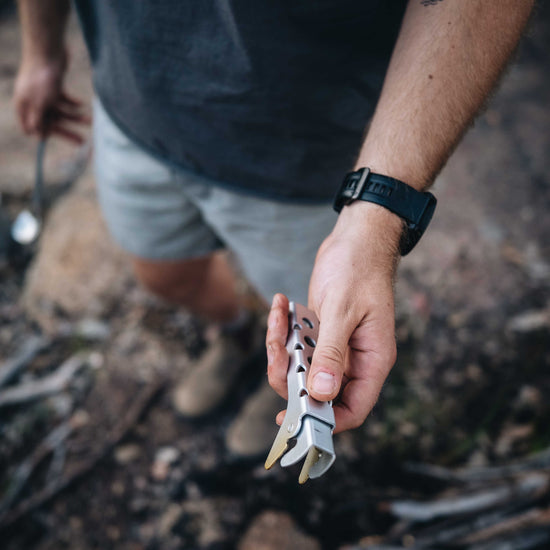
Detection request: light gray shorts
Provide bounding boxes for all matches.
[93,99,337,304]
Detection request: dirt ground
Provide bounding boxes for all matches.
[1,3,549,550]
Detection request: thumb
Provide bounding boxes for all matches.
[307,300,357,401]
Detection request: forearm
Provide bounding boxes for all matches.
[18,0,70,62]
[356,0,534,190]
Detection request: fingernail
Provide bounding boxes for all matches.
[267,344,274,365]
[312,372,336,396]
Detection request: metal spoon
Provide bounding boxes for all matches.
[11,140,46,245]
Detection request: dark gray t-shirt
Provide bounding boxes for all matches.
[75,0,406,202]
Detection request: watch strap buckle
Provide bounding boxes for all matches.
[350,167,370,200]
[333,167,370,212]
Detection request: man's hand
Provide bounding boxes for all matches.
[267,202,402,433]
[14,52,90,144]
[14,0,88,144]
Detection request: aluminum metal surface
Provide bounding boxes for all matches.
[265,302,335,483]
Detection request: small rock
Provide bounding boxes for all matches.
[88,351,104,370]
[114,443,141,465]
[465,363,483,382]
[106,525,121,541]
[130,497,149,515]
[139,522,156,542]
[151,461,170,482]
[151,447,180,481]
[69,516,83,531]
[514,385,542,411]
[448,310,469,328]
[75,318,111,340]
[507,309,550,333]
[466,449,489,468]
[70,409,90,428]
[335,431,360,460]
[178,497,242,547]
[134,476,148,490]
[442,369,465,388]
[155,446,180,464]
[47,393,73,417]
[111,480,125,496]
[184,481,202,500]
[238,510,321,550]
[494,423,534,457]
[398,421,418,438]
[157,504,184,537]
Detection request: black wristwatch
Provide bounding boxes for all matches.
[333,167,437,255]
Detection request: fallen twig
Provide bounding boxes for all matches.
[384,502,545,549]
[466,528,550,550]
[356,509,550,550]
[406,445,550,483]
[0,421,73,514]
[0,352,88,408]
[0,335,50,389]
[462,506,550,544]
[385,473,549,521]
[0,378,164,530]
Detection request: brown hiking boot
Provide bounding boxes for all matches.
[172,309,264,417]
[225,378,285,457]
[171,332,254,417]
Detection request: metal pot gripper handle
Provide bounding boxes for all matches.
[264,302,336,484]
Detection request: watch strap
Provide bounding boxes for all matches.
[333,168,437,255]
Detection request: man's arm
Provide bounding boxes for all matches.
[267,0,535,433]
[356,0,534,189]
[14,0,89,143]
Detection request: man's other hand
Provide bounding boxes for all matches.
[13,50,90,144]
[267,201,402,433]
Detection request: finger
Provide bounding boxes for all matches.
[276,409,286,426]
[266,294,290,399]
[48,123,85,144]
[266,293,289,347]
[15,98,31,133]
[332,342,396,433]
[27,107,41,134]
[307,295,359,402]
[60,91,84,107]
[332,378,381,433]
[52,106,92,126]
[21,108,37,135]
[267,340,289,399]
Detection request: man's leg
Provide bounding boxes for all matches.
[93,97,265,424]
[131,250,268,420]
[131,251,243,323]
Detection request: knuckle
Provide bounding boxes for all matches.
[315,343,345,369]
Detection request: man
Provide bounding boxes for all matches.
[14,1,534,457]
